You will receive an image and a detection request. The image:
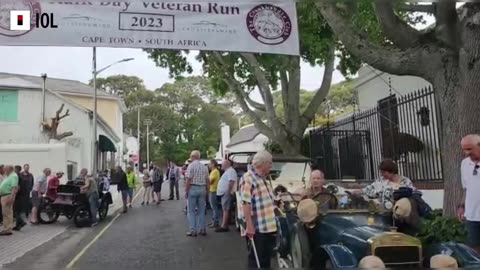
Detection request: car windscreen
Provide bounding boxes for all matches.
[269,162,311,181]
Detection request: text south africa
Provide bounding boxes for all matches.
[82,36,207,47]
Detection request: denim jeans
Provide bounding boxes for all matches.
[187,185,207,232]
[208,191,220,226]
[88,192,99,223]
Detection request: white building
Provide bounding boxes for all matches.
[0,76,121,180]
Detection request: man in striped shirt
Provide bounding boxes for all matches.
[239,150,277,268]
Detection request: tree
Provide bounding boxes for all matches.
[145,0,347,155]
[90,75,146,96]
[316,1,480,215]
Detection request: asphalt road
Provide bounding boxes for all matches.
[5,187,248,270]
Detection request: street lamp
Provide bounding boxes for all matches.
[91,46,134,174]
[143,119,152,167]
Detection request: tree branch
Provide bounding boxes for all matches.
[211,52,274,139]
[301,46,335,129]
[316,0,436,78]
[285,56,301,133]
[280,71,289,114]
[240,53,278,123]
[374,0,424,49]
[434,0,460,50]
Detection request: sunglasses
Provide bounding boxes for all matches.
[474,165,480,176]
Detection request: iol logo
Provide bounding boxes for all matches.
[10,10,58,31]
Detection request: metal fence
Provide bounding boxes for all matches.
[306,86,443,181]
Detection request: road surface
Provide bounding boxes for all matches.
[5,187,247,269]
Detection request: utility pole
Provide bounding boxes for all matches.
[144,119,152,167]
[137,107,141,173]
[92,47,97,174]
[41,73,47,122]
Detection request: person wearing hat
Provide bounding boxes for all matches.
[46,171,63,201]
[430,254,458,268]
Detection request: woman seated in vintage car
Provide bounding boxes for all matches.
[349,159,416,207]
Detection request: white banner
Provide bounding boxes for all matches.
[0,0,299,55]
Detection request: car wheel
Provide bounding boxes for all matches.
[73,205,92,228]
[98,199,109,220]
[38,203,59,224]
[291,224,311,268]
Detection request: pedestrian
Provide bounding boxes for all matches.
[30,168,51,225]
[69,168,88,185]
[46,172,63,201]
[238,150,277,268]
[115,166,129,213]
[149,165,156,203]
[0,165,19,235]
[13,165,27,231]
[167,161,181,200]
[185,150,209,236]
[81,174,99,227]
[151,164,164,205]
[141,169,152,205]
[207,160,221,228]
[101,170,110,192]
[215,159,237,232]
[457,134,480,254]
[125,166,137,208]
[19,164,34,218]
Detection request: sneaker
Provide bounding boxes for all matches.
[141,202,145,206]
[0,231,13,236]
[146,201,150,205]
[91,222,98,227]
[156,201,161,205]
[186,231,197,237]
[129,204,132,208]
[199,231,207,236]
[168,198,174,201]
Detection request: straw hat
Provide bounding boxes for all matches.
[393,198,412,219]
[358,255,385,268]
[297,199,318,223]
[430,254,458,268]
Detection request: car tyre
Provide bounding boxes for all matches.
[291,223,311,268]
[73,205,92,228]
[38,201,59,224]
[98,199,109,220]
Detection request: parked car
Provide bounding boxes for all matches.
[275,185,480,269]
[228,152,312,231]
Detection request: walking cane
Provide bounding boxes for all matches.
[239,218,261,268]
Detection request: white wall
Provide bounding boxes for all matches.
[0,89,119,173]
[0,143,67,182]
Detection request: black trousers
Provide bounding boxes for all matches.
[13,196,27,226]
[169,179,179,199]
[246,232,276,269]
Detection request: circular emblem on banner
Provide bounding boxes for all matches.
[0,0,41,37]
[246,4,292,45]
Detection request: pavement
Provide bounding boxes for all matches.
[3,181,248,269]
[0,184,124,268]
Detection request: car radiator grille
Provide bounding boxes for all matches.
[374,246,421,267]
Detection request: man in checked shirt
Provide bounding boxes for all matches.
[239,150,277,268]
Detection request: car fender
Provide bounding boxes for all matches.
[424,242,480,268]
[317,244,357,268]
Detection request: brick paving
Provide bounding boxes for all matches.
[0,185,124,267]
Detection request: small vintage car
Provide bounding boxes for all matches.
[275,185,480,269]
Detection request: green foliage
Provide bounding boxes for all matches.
[417,209,467,246]
[264,141,283,154]
[90,75,146,96]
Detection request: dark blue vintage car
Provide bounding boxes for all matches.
[275,187,480,269]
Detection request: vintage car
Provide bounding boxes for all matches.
[228,152,312,230]
[275,185,480,269]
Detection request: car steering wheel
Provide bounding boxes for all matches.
[311,192,339,210]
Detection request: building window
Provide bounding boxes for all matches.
[0,90,18,121]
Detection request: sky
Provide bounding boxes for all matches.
[0,46,347,95]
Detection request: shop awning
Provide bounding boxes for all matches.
[98,135,117,153]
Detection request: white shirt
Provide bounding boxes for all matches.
[461,157,480,221]
[217,167,237,196]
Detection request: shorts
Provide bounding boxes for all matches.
[153,181,162,193]
[31,191,42,208]
[466,220,480,246]
[220,193,232,211]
